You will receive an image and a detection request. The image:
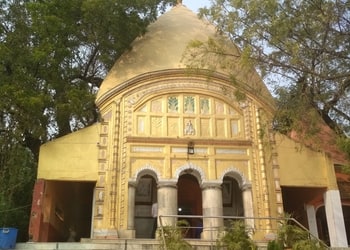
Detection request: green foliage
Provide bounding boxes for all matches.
[337,137,350,173]
[273,83,322,138]
[0,139,35,241]
[292,239,325,250]
[267,240,283,250]
[199,0,350,152]
[0,0,174,242]
[276,217,326,250]
[1,0,175,152]
[216,220,257,250]
[337,137,350,160]
[158,223,192,250]
[277,222,308,248]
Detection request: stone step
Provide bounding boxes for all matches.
[14,240,349,250]
[14,239,263,250]
[15,241,159,250]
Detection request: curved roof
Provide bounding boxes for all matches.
[96,4,273,106]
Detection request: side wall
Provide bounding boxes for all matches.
[37,124,99,181]
[276,133,335,188]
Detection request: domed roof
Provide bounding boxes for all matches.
[96,3,273,107]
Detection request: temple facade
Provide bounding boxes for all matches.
[28,4,349,247]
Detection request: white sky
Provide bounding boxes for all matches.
[182,0,211,12]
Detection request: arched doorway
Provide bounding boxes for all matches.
[177,173,202,238]
[222,176,244,227]
[134,174,157,238]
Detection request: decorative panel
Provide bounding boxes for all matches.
[99,136,108,147]
[184,96,195,114]
[168,96,179,113]
[139,105,147,112]
[231,120,239,136]
[200,118,211,137]
[133,94,244,139]
[137,116,146,134]
[101,124,109,135]
[216,119,226,137]
[215,101,225,114]
[200,98,210,114]
[131,146,163,153]
[168,117,179,136]
[151,99,162,113]
[229,107,237,115]
[151,116,162,136]
[184,119,196,135]
[215,148,247,155]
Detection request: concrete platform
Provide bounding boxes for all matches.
[14,240,348,250]
[15,240,160,250]
[14,239,251,250]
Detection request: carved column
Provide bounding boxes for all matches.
[157,180,178,227]
[201,181,223,240]
[242,183,254,231]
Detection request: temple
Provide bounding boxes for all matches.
[28,4,349,247]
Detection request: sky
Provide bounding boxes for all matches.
[182,0,211,12]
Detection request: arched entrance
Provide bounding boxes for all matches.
[177,173,202,238]
[222,176,244,227]
[134,174,157,238]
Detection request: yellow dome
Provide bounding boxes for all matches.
[96,4,273,107]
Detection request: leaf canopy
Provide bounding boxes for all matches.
[0,0,175,241]
[199,0,350,159]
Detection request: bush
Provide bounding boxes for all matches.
[276,215,326,249]
[216,220,257,250]
[158,221,192,250]
[267,240,283,250]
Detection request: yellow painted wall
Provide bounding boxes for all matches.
[37,124,99,181]
[276,133,331,187]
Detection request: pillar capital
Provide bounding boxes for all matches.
[128,179,137,188]
[158,179,177,189]
[201,181,222,190]
[241,183,252,191]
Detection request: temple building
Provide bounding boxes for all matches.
[28,4,349,248]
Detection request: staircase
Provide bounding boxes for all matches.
[13,240,350,250]
[14,239,270,250]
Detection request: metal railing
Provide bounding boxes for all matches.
[158,214,329,249]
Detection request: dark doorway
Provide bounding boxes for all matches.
[41,181,94,242]
[222,176,243,227]
[316,205,350,246]
[177,173,202,238]
[316,206,330,246]
[134,175,157,238]
[342,205,350,245]
[281,186,326,228]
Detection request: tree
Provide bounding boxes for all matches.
[196,0,350,159]
[0,131,35,241]
[0,0,175,241]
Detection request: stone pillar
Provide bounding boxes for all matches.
[157,180,178,228]
[242,183,254,232]
[126,181,136,238]
[324,190,348,247]
[305,204,318,239]
[201,181,223,240]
